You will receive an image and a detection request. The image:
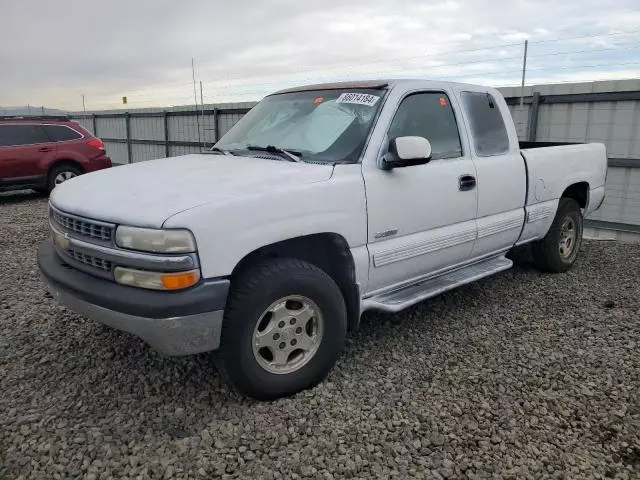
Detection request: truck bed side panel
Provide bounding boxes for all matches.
[521,143,606,205]
[517,143,607,244]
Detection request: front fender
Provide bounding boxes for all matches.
[163,164,367,279]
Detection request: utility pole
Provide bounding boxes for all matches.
[520,39,528,110]
[82,94,86,113]
[27,104,31,114]
[519,39,529,136]
[192,58,202,148]
[200,81,205,149]
[41,106,45,115]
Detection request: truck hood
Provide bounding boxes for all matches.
[50,154,334,227]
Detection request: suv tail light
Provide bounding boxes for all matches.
[87,138,105,151]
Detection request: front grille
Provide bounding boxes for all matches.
[65,248,113,272]
[51,209,113,242]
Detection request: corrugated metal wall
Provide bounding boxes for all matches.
[71,102,255,165]
[71,80,640,235]
[501,80,640,159]
[500,79,640,233]
[588,167,640,226]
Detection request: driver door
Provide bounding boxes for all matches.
[362,91,478,294]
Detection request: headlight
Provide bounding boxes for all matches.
[114,267,200,290]
[115,226,196,253]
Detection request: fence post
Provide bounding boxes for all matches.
[213,108,219,143]
[527,92,541,142]
[125,112,132,164]
[92,114,97,136]
[163,111,170,157]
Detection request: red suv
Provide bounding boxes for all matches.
[0,116,112,193]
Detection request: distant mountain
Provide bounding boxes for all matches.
[0,106,68,116]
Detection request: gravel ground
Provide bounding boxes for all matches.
[0,191,639,480]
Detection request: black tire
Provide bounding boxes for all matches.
[47,164,82,192]
[532,198,583,273]
[216,258,347,400]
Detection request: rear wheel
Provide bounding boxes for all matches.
[48,164,81,192]
[216,258,347,400]
[532,198,583,273]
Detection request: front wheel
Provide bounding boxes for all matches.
[47,164,81,192]
[216,258,347,400]
[532,198,583,273]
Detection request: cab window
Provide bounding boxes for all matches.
[461,92,510,156]
[388,92,462,160]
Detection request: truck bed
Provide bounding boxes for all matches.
[515,142,607,246]
[519,142,606,205]
[519,141,578,149]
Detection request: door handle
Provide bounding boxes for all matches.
[459,174,476,191]
[38,147,53,152]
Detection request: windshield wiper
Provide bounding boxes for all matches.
[246,145,302,163]
[208,146,237,156]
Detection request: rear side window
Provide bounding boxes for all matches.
[0,124,50,147]
[388,92,462,160]
[461,92,510,156]
[42,124,83,142]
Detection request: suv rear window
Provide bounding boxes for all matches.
[0,124,50,147]
[42,124,83,142]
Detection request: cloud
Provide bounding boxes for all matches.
[2,0,639,110]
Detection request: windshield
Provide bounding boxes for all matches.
[214,88,386,163]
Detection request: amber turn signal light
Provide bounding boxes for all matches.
[161,271,200,290]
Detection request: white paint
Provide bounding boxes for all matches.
[362,155,478,292]
[394,136,432,160]
[526,202,556,224]
[520,143,607,205]
[350,245,371,295]
[164,163,367,280]
[473,209,525,258]
[50,154,334,228]
[586,185,605,216]
[517,199,559,245]
[373,219,477,268]
[534,178,546,202]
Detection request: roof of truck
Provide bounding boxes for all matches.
[272,79,488,95]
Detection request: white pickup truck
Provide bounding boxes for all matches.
[39,80,607,399]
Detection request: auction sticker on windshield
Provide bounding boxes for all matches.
[336,92,380,107]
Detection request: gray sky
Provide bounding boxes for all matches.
[3,0,640,110]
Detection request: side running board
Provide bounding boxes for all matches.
[363,255,513,313]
